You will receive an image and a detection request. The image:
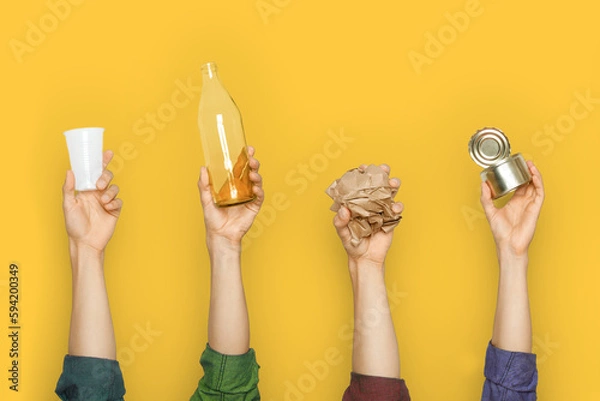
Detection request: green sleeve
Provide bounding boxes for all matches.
[190,344,260,401]
[55,355,126,401]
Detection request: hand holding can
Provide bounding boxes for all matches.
[468,127,532,199]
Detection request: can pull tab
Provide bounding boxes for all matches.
[468,127,511,168]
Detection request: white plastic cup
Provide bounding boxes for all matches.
[64,127,104,191]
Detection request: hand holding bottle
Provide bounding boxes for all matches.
[198,146,264,249]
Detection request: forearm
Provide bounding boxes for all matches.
[349,260,400,378]
[206,236,249,355]
[491,250,532,353]
[68,242,116,360]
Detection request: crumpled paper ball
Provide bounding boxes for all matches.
[326,164,402,245]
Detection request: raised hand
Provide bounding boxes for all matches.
[480,161,544,258]
[63,150,123,254]
[198,146,264,246]
[334,164,404,380]
[333,164,403,266]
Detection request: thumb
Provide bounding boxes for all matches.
[63,170,76,204]
[197,166,215,206]
[333,206,352,238]
[480,181,496,219]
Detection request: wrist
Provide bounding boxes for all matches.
[348,259,385,283]
[206,235,242,255]
[497,245,528,263]
[494,238,530,258]
[68,240,104,271]
[497,247,529,273]
[69,239,104,259]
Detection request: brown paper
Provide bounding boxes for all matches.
[326,164,401,245]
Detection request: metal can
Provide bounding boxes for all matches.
[468,127,532,199]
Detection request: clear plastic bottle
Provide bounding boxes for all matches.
[198,62,255,207]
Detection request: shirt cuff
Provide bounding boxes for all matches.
[484,342,538,392]
[55,355,126,401]
[197,344,260,394]
[342,372,411,401]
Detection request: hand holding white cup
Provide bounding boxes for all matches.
[64,127,104,191]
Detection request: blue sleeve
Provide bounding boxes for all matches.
[481,342,537,401]
[55,355,126,401]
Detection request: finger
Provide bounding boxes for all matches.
[249,171,262,187]
[480,181,496,218]
[197,166,214,206]
[389,177,401,188]
[392,202,404,214]
[333,206,351,230]
[390,177,401,197]
[247,146,255,158]
[102,150,114,169]
[249,156,260,172]
[96,169,114,191]
[526,160,542,184]
[513,183,528,197]
[104,198,123,212]
[252,183,265,207]
[528,161,544,189]
[63,170,76,203]
[529,163,545,202]
[333,207,352,242]
[379,164,391,174]
[101,184,120,204]
[358,164,368,172]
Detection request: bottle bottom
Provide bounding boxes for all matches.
[209,147,256,208]
[215,195,257,208]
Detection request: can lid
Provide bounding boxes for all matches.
[468,127,511,168]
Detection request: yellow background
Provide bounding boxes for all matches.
[1,0,600,400]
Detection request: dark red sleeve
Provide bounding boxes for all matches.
[342,372,410,401]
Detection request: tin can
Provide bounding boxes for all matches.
[468,127,532,199]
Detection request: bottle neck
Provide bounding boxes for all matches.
[201,62,219,84]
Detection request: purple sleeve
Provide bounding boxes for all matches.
[343,372,410,401]
[481,342,538,401]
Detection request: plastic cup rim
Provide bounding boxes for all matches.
[63,127,105,137]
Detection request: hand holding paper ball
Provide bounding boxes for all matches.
[329,164,403,265]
